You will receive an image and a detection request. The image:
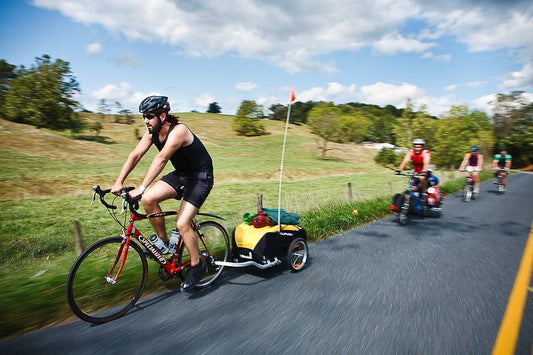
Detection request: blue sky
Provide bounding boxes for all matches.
[1,0,532,116]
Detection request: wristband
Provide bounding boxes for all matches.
[139,185,146,193]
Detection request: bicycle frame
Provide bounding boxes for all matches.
[93,186,221,284]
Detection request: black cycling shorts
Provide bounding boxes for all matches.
[161,171,213,208]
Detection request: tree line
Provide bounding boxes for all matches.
[1,55,531,168]
[233,94,532,168]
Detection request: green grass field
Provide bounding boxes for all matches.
[0,113,470,339]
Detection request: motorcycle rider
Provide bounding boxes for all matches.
[459,145,483,194]
[395,138,431,200]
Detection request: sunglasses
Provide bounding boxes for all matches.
[143,113,159,119]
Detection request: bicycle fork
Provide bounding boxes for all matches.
[105,236,132,285]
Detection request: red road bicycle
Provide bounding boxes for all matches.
[66,186,230,323]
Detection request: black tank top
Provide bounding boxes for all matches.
[151,122,213,173]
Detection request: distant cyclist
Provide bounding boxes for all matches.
[459,145,483,194]
[492,147,512,189]
[396,138,431,198]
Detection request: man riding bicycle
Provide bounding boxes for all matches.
[111,95,214,291]
[459,145,483,194]
[492,147,512,189]
[395,138,431,201]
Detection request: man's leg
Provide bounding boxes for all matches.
[141,181,178,243]
[419,175,428,194]
[473,171,480,191]
[176,200,200,266]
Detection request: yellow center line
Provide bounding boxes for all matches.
[492,220,533,355]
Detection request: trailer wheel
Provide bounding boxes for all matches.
[285,238,308,272]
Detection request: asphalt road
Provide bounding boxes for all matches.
[2,173,533,354]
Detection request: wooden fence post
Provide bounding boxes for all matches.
[73,220,86,256]
[257,193,263,212]
[348,182,353,201]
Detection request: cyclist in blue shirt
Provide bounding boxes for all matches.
[459,145,483,194]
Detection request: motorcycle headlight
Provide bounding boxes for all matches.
[427,187,436,194]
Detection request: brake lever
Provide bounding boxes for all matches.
[91,190,97,205]
[120,191,128,214]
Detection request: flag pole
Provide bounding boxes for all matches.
[278,87,295,231]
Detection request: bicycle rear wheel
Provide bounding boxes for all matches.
[178,221,229,289]
[66,236,148,323]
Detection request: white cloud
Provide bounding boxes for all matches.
[360,82,424,107]
[421,52,451,62]
[33,0,533,88]
[235,82,257,92]
[112,51,140,69]
[445,81,486,92]
[373,33,436,55]
[31,0,422,72]
[298,82,357,103]
[32,0,533,112]
[88,82,148,112]
[471,94,497,114]
[190,92,216,111]
[500,63,533,90]
[359,82,455,116]
[85,42,102,55]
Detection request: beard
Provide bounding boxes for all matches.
[146,119,162,134]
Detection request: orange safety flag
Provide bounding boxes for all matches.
[290,86,296,102]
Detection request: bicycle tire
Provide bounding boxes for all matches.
[66,236,148,323]
[398,193,409,225]
[177,221,230,289]
[463,181,472,202]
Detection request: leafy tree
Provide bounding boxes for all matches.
[90,121,103,136]
[97,99,110,119]
[344,102,402,144]
[232,100,266,136]
[432,105,493,168]
[505,102,533,167]
[0,59,16,109]
[339,112,371,143]
[392,99,439,150]
[268,103,287,121]
[490,91,532,167]
[393,99,417,149]
[491,91,526,141]
[118,108,134,124]
[207,102,221,113]
[374,147,402,166]
[290,101,315,124]
[3,54,81,131]
[307,102,344,159]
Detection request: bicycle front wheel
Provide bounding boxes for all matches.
[398,194,409,225]
[66,236,148,323]
[178,221,230,289]
[463,182,472,202]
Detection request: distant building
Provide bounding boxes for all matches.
[362,142,407,153]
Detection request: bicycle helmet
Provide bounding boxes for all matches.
[412,138,425,145]
[139,95,170,113]
[470,145,479,152]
